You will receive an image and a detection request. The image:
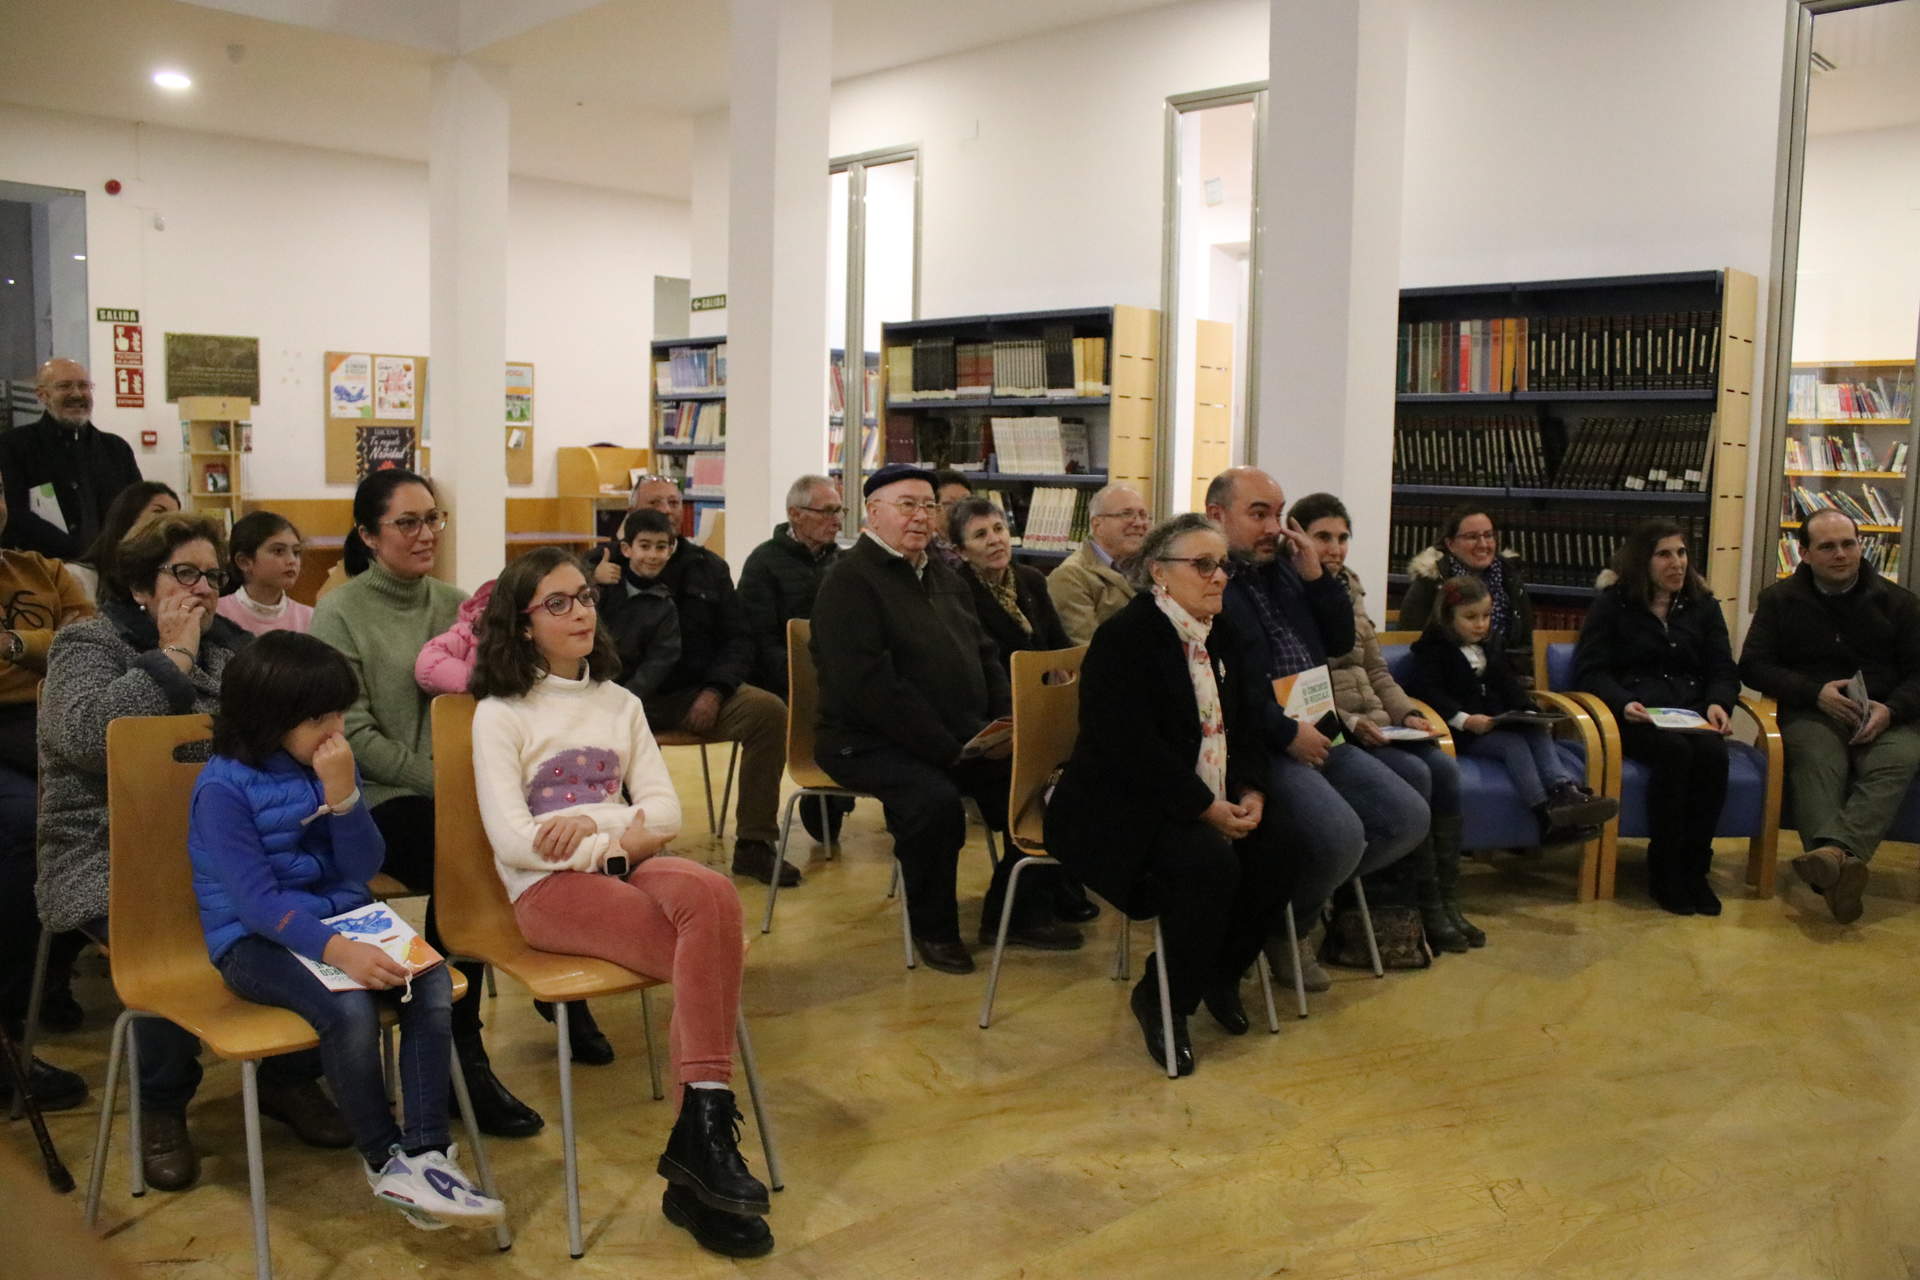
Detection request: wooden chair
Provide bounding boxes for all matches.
[977,647,1282,1069]
[84,714,509,1278]
[430,694,782,1259]
[1534,630,1783,900]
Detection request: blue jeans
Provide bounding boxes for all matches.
[82,917,321,1112]
[1368,739,1460,818]
[1268,741,1429,917]
[216,935,454,1167]
[1459,727,1575,808]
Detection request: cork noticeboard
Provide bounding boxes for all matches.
[323,351,429,485]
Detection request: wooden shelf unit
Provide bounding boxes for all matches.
[179,395,250,527]
[1387,269,1756,627]
[1777,358,1915,583]
[650,336,727,538]
[874,304,1158,566]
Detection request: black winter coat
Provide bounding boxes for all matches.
[1044,595,1269,915]
[0,413,143,558]
[963,562,1072,673]
[811,534,1008,768]
[1404,629,1530,725]
[1573,584,1737,718]
[649,540,752,700]
[737,523,840,696]
[1740,561,1920,724]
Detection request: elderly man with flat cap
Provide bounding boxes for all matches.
[0,358,143,558]
[810,463,1080,972]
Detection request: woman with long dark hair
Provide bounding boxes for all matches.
[1574,518,1737,916]
[309,470,546,1137]
[66,479,179,602]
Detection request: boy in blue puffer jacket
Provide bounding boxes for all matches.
[189,631,504,1231]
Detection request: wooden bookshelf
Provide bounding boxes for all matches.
[873,305,1158,566]
[1777,358,1915,582]
[1387,269,1756,625]
[179,395,250,527]
[650,337,726,538]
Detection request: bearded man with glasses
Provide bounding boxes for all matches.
[0,358,144,558]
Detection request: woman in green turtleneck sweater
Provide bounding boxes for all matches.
[310,470,545,1138]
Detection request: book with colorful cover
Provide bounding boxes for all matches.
[1646,707,1718,734]
[295,903,443,993]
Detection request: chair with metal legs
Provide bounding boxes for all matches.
[432,694,783,1259]
[656,732,741,840]
[83,714,510,1279]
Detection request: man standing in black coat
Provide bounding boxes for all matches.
[0,359,142,558]
[612,478,794,888]
[810,464,1079,973]
[1740,509,1920,922]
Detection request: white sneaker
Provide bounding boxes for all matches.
[367,1143,505,1229]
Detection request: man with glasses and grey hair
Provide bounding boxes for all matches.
[811,463,1081,973]
[1048,482,1149,643]
[0,358,143,558]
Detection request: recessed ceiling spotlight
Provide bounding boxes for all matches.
[73,254,87,261]
[153,69,192,91]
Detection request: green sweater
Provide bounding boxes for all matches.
[311,562,466,809]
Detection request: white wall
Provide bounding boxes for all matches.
[1793,121,1920,361]
[0,102,689,500]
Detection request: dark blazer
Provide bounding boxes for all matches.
[650,539,752,701]
[597,575,683,702]
[0,413,143,558]
[1573,583,1737,718]
[1219,555,1355,752]
[1044,595,1269,916]
[963,562,1072,673]
[737,522,841,696]
[1740,561,1920,725]
[812,533,1009,768]
[1403,628,1530,726]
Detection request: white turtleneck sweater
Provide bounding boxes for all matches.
[471,670,683,901]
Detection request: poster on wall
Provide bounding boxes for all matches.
[374,356,417,420]
[505,362,534,427]
[328,353,373,419]
[164,333,261,403]
[356,426,415,477]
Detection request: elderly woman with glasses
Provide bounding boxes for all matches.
[38,512,346,1190]
[1044,514,1291,1076]
[1399,502,1537,684]
[311,469,548,1140]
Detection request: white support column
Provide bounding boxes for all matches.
[724,0,832,579]
[1255,0,1409,592]
[428,56,510,590]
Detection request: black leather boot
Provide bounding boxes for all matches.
[661,1185,774,1258]
[1407,832,1467,953]
[1129,955,1194,1076]
[1431,815,1484,947]
[657,1087,770,1216]
[454,1033,544,1138]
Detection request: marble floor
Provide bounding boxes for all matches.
[11,753,1920,1279]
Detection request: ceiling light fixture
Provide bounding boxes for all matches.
[73,254,87,261]
[153,69,193,91]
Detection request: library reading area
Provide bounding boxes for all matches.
[4,1,1920,1276]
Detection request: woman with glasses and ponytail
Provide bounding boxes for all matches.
[310,470,550,1140]
[1399,503,1537,685]
[1043,514,1291,1077]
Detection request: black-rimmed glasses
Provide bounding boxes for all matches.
[524,586,601,617]
[1157,555,1236,579]
[160,563,229,591]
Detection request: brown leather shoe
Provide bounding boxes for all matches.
[1826,854,1870,924]
[141,1109,200,1192]
[1792,845,1845,891]
[911,935,975,974]
[258,1076,353,1148]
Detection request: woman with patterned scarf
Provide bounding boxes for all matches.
[1400,503,1537,684]
[948,497,1072,671]
[1044,514,1292,1076]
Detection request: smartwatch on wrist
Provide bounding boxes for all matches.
[601,854,630,878]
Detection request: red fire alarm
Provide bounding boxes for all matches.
[140,430,158,448]
[105,179,123,196]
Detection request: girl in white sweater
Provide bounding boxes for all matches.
[468,547,771,1259]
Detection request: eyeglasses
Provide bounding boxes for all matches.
[160,563,228,591]
[796,505,845,518]
[878,499,940,515]
[1158,556,1236,579]
[1094,508,1150,523]
[631,474,676,489]
[524,586,601,617]
[44,380,93,394]
[379,510,449,537]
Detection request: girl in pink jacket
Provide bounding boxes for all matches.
[414,579,495,695]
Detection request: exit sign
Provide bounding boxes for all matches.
[97,307,139,323]
[691,294,726,312]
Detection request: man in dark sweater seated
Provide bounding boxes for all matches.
[1740,509,1920,923]
[810,464,1079,973]
[599,503,795,887]
[1209,467,1426,991]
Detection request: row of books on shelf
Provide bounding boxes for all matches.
[1784,483,1902,529]
[656,400,725,444]
[886,331,1109,401]
[1779,533,1899,578]
[1397,311,1721,395]
[683,454,725,499]
[1788,372,1913,421]
[829,354,881,422]
[985,416,1092,475]
[1783,431,1907,475]
[1013,487,1092,552]
[1390,503,1706,590]
[828,421,881,471]
[1391,411,1713,492]
[654,344,727,393]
